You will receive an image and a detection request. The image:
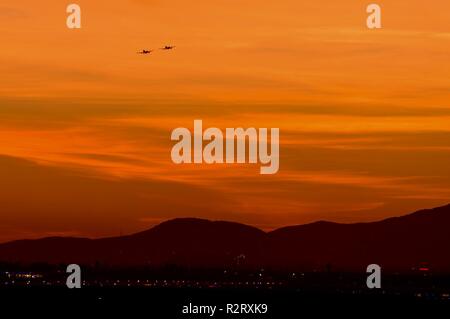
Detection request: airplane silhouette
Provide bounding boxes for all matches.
[137,49,153,54]
[160,45,175,50]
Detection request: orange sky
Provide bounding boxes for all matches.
[0,0,450,242]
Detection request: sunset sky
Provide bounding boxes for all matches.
[0,0,449,242]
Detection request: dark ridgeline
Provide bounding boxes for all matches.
[0,204,450,272]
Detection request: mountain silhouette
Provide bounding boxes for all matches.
[1,205,450,272]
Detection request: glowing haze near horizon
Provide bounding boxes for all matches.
[0,0,449,242]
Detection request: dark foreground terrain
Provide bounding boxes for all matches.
[1,286,449,317]
[1,269,450,316]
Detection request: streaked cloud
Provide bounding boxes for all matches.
[0,0,449,240]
